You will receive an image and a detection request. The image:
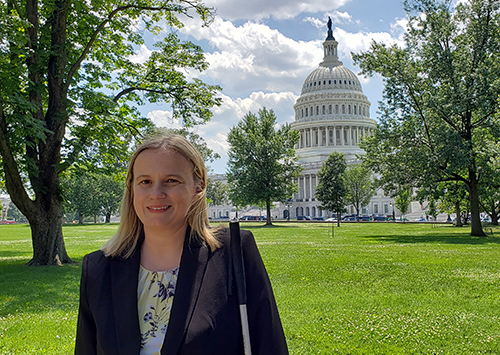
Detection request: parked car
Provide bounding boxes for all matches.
[297,215,311,220]
[240,216,259,221]
[372,215,386,221]
[312,217,324,221]
[325,217,337,222]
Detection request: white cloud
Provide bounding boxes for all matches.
[147,110,184,129]
[304,11,353,29]
[205,0,352,20]
[128,44,152,64]
[183,18,321,96]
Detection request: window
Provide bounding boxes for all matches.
[316,106,319,115]
[374,204,379,214]
[329,130,333,144]
[305,108,308,117]
[335,105,339,114]
[342,105,345,114]
[301,109,304,118]
[322,105,325,115]
[348,105,351,114]
[329,80,331,84]
[329,105,332,114]
[354,106,357,115]
[384,204,389,214]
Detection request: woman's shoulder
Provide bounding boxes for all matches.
[212,225,256,253]
[82,249,116,271]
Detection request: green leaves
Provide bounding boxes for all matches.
[226,107,302,214]
[343,163,374,217]
[354,0,500,235]
[315,152,347,215]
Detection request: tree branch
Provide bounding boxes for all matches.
[66,3,191,87]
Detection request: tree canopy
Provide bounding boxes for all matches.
[0,0,221,265]
[226,107,302,225]
[315,151,347,225]
[343,163,375,221]
[353,0,500,236]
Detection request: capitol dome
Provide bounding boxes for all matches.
[301,65,363,94]
[291,23,376,163]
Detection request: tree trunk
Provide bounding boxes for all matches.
[106,212,111,223]
[455,200,463,227]
[266,199,272,225]
[469,176,485,236]
[492,209,499,226]
[28,201,72,266]
[79,213,84,224]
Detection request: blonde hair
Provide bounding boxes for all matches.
[102,132,221,258]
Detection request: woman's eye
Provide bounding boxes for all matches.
[139,179,152,185]
[166,179,179,184]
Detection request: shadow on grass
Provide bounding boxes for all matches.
[361,233,500,245]
[0,262,81,316]
[62,222,120,228]
[0,250,32,258]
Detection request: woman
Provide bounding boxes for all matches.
[75,133,288,355]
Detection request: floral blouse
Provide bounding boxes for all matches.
[137,265,179,354]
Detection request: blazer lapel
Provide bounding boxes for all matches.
[110,246,142,355]
[162,230,210,354]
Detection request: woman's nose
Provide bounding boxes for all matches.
[150,183,166,198]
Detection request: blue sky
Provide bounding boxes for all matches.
[133,0,410,173]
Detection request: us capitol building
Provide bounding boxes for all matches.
[208,21,399,220]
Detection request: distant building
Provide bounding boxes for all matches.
[289,23,378,219]
[208,22,402,220]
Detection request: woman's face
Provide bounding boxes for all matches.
[132,148,199,236]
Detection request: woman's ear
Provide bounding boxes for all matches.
[195,180,204,194]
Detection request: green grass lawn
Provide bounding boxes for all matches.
[1,222,500,354]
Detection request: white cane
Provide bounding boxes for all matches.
[230,221,252,355]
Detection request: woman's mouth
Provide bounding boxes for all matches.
[147,206,170,212]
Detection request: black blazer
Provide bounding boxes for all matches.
[75,227,288,355]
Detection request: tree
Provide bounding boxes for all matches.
[62,173,101,224]
[6,202,27,223]
[1,0,221,265]
[315,152,347,226]
[97,173,124,223]
[206,179,228,207]
[227,107,302,225]
[394,187,412,222]
[353,0,500,236]
[343,163,375,222]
